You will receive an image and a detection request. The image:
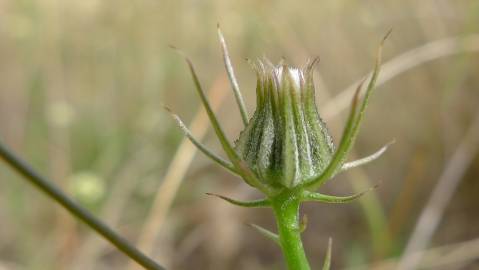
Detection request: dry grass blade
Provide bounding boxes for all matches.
[396,109,479,270]
[349,236,479,270]
[322,238,333,270]
[322,35,479,120]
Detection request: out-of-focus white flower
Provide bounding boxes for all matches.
[69,171,105,204]
[46,101,75,128]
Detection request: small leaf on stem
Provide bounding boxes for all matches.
[248,223,280,245]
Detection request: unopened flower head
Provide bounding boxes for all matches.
[235,59,335,188]
[170,28,390,197]
[168,28,390,270]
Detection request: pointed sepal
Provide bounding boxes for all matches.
[164,106,239,175]
[172,46,276,196]
[304,79,366,190]
[305,31,390,191]
[217,24,249,126]
[206,193,270,208]
[302,183,379,203]
[340,140,395,173]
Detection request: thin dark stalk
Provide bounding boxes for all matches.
[0,140,164,270]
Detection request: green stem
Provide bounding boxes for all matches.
[272,190,311,270]
[0,140,164,270]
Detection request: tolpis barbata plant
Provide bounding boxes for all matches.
[168,27,391,270]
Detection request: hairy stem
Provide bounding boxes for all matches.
[272,190,311,270]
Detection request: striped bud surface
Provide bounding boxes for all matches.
[235,59,335,188]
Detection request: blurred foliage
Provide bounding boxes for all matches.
[0,0,479,269]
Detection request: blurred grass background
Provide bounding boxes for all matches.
[1,0,479,269]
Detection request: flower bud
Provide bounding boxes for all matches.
[235,60,335,188]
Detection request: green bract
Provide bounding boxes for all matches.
[168,27,391,270]
[235,60,334,188]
